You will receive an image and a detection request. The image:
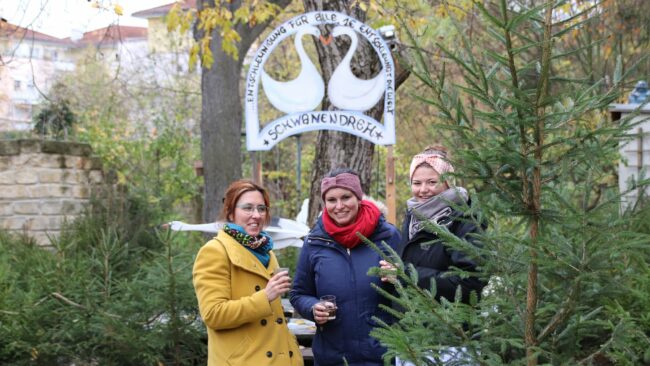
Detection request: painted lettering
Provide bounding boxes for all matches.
[265,26,287,47]
[342,18,357,27]
[315,12,337,23]
[289,15,309,28]
[359,25,375,37]
[362,122,377,137]
[355,118,366,132]
[247,12,396,151]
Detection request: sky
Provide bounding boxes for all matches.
[2,0,173,39]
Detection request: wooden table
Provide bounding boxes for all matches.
[283,299,315,365]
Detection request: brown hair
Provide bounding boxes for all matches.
[220,179,271,226]
[421,144,449,158]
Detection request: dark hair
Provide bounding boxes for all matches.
[325,167,360,178]
[220,179,271,226]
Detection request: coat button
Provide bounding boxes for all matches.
[255,285,261,291]
[275,317,283,324]
[266,351,272,358]
[260,319,267,326]
[289,351,294,357]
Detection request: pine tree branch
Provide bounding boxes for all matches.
[537,280,579,342]
[51,292,121,319]
[576,319,624,365]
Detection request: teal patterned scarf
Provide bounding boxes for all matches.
[223,223,274,267]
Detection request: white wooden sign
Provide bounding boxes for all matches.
[245,11,396,151]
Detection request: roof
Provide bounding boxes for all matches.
[0,19,70,45]
[132,0,196,19]
[66,25,148,46]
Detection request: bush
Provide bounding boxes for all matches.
[0,193,207,365]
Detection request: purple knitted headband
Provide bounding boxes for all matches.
[320,173,363,201]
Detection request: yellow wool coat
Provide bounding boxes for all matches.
[193,230,303,366]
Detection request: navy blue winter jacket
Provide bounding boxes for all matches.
[290,215,401,366]
[399,201,487,304]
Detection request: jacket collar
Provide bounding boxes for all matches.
[309,215,394,246]
[313,214,392,236]
[216,230,278,279]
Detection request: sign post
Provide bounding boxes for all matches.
[385,145,396,224]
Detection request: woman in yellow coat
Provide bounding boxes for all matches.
[193,179,303,366]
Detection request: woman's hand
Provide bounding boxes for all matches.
[312,302,333,325]
[379,260,398,283]
[264,272,291,302]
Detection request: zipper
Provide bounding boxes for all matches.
[311,236,352,257]
[309,236,335,244]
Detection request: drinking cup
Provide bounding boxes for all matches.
[319,295,337,320]
[273,267,290,276]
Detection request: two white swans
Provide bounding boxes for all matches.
[261,26,324,114]
[260,25,386,114]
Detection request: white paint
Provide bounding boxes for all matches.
[610,103,650,208]
[327,26,386,111]
[260,25,325,114]
[245,11,395,151]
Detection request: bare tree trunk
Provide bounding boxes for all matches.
[197,0,291,223]
[307,130,376,223]
[303,0,406,225]
[525,4,553,365]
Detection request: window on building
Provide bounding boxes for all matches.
[14,80,21,90]
[31,47,42,58]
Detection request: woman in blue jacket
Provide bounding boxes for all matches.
[290,168,401,366]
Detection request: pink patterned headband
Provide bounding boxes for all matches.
[409,152,454,182]
[321,173,363,201]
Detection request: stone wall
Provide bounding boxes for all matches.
[0,139,103,245]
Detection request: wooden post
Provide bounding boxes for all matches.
[250,151,262,185]
[638,128,644,174]
[385,145,396,224]
[296,134,303,213]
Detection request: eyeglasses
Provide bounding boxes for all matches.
[236,204,268,214]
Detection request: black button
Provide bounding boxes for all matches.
[260,319,267,326]
[255,285,261,291]
[289,351,293,357]
[266,351,272,358]
[275,317,283,324]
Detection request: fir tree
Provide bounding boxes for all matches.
[370,1,650,365]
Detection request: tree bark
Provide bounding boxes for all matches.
[197,0,291,223]
[303,0,409,225]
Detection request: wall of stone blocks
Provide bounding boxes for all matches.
[0,139,103,245]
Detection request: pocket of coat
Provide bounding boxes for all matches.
[226,334,251,364]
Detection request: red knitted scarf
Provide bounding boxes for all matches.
[322,200,381,249]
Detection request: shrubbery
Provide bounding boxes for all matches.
[0,191,207,365]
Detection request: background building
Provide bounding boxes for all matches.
[0,0,194,132]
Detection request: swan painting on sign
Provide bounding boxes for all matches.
[327,26,386,111]
[245,11,395,151]
[260,25,325,114]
